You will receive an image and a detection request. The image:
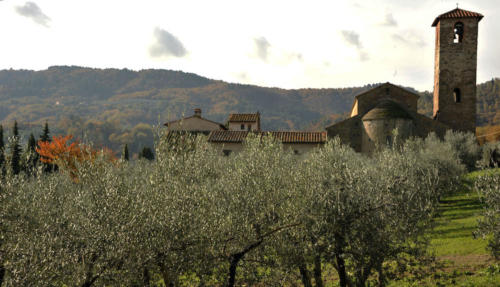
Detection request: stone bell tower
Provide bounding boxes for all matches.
[432,8,483,133]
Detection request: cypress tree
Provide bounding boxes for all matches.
[122,144,129,161]
[39,122,53,173]
[10,121,22,175]
[0,125,5,176]
[139,147,154,161]
[40,121,50,142]
[25,133,39,175]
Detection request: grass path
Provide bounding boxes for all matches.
[390,171,500,286]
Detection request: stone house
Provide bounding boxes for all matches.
[227,113,261,131]
[164,108,226,135]
[207,131,327,156]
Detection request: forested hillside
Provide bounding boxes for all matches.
[0,66,498,153]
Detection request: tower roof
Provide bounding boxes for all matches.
[432,8,483,27]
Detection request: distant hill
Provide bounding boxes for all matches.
[0,66,498,154]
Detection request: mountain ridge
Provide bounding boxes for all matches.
[0,66,498,153]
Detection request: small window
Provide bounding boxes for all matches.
[240,124,245,130]
[247,124,251,131]
[454,22,464,43]
[294,150,299,155]
[223,150,232,156]
[453,88,461,103]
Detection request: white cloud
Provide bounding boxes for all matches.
[149,28,187,58]
[254,37,271,62]
[381,13,397,26]
[15,2,50,27]
[341,30,369,62]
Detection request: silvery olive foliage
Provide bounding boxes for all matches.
[269,136,464,287]
[474,173,500,260]
[0,130,467,287]
[443,130,481,171]
[207,134,303,286]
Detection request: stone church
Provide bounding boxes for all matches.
[166,8,483,155]
[327,7,483,153]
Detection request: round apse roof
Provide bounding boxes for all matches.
[362,100,412,121]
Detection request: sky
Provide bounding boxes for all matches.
[0,0,499,91]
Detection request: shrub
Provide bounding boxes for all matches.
[474,174,500,260]
[444,130,481,171]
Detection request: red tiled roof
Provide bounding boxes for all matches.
[269,131,327,143]
[228,113,259,122]
[163,116,226,130]
[208,131,250,143]
[207,131,327,144]
[432,8,483,26]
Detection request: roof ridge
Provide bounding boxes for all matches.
[432,8,483,26]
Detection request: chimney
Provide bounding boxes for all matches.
[194,108,202,117]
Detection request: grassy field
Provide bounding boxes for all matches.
[387,170,500,287]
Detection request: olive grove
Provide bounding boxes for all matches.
[0,130,473,287]
[474,173,500,260]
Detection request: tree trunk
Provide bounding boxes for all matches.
[298,262,312,287]
[313,255,324,287]
[159,264,175,287]
[81,276,98,287]
[376,263,386,287]
[0,264,5,287]
[225,239,264,287]
[335,252,348,287]
[143,267,151,287]
[226,253,243,287]
[81,268,98,287]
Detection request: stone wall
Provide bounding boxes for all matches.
[362,118,414,153]
[326,116,363,152]
[351,84,418,117]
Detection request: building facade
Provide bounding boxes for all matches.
[164,108,226,135]
[227,113,261,131]
[165,8,483,155]
[327,8,482,153]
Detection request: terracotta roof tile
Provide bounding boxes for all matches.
[208,131,250,143]
[432,8,483,26]
[163,115,226,130]
[207,131,327,144]
[228,113,260,122]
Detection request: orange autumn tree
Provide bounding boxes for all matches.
[36,135,116,179]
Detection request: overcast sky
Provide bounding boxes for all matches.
[1,0,498,91]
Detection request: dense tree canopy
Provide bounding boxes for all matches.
[0,129,493,287]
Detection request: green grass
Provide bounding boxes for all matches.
[429,190,488,256]
[388,169,500,286]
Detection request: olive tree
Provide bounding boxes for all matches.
[272,135,465,287]
[474,173,500,260]
[130,132,224,286]
[2,154,145,286]
[209,135,302,287]
[443,130,481,171]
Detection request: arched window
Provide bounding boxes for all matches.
[454,22,464,43]
[453,88,461,103]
